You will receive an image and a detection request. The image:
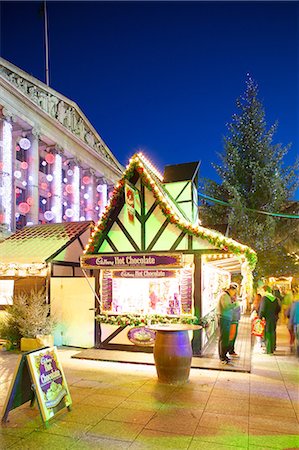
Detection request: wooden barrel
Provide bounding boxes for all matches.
[153,330,192,385]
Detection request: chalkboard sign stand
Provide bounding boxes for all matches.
[1,347,49,424]
[1,346,72,428]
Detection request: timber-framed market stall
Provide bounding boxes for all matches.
[81,153,257,355]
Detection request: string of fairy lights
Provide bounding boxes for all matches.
[198,193,299,219]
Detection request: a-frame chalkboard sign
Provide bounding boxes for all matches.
[1,346,72,427]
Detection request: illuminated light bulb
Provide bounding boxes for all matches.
[81,185,85,190]
[40,182,48,190]
[18,202,30,214]
[67,169,73,176]
[42,160,47,166]
[45,153,55,164]
[84,193,89,200]
[41,199,47,205]
[63,178,67,183]
[19,137,31,150]
[28,175,33,182]
[82,176,91,185]
[80,216,86,221]
[14,170,22,179]
[65,184,73,194]
[20,161,28,170]
[65,208,74,218]
[22,181,27,187]
[44,210,54,221]
[46,174,53,182]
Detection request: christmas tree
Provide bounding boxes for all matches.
[201,76,299,277]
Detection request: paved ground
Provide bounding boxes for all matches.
[0,324,298,450]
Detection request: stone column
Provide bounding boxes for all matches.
[84,169,95,221]
[51,147,63,223]
[96,178,108,219]
[65,161,80,221]
[26,127,40,225]
[0,112,13,233]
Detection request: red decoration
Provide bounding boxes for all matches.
[18,202,30,214]
[40,182,48,190]
[66,184,73,194]
[20,161,28,170]
[27,197,34,206]
[82,176,91,185]
[45,153,55,164]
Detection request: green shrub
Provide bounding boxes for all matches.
[0,313,22,349]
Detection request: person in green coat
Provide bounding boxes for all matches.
[259,291,281,354]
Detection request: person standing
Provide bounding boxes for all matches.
[288,287,299,356]
[228,300,241,358]
[216,282,240,364]
[259,290,281,354]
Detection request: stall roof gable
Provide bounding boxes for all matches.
[0,221,93,264]
[84,154,257,270]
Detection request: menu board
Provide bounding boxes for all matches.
[26,347,72,423]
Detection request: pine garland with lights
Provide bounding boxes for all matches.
[96,312,216,328]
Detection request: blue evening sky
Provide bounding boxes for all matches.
[1,1,298,199]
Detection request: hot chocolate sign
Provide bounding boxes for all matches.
[81,253,183,269]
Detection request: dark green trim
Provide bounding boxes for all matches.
[115,218,140,252]
[174,181,189,202]
[170,231,187,251]
[105,236,118,252]
[188,235,193,250]
[177,200,192,206]
[146,220,169,251]
[144,200,159,221]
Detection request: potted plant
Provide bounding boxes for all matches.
[4,288,55,351]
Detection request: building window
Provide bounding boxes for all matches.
[39,157,49,174]
[16,187,25,205]
[16,214,26,230]
[39,196,47,214]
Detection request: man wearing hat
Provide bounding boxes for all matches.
[216,282,240,364]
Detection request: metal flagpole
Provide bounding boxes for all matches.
[43,1,50,86]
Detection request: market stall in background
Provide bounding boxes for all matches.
[81,153,256,355]
[0,221,95,348]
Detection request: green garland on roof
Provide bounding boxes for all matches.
[86,156,257,270]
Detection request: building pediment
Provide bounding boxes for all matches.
[0,57,122,173]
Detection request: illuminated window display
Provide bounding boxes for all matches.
[101,267,193,316]
[201,263,230,317]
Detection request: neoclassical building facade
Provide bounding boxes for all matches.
[0,57,123,238]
